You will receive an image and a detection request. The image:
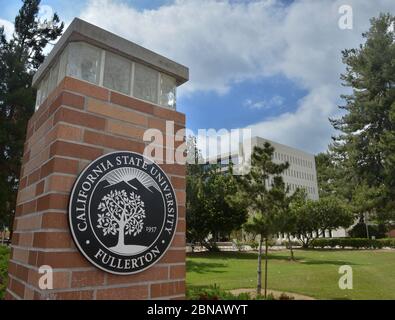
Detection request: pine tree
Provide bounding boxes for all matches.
[237,142,288,298]
[330,13,395,223]
[0,0,64,230]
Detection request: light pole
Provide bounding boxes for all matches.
[364,212,370,239]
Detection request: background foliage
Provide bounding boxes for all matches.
[0,0,63,230]
[0,246,10,299]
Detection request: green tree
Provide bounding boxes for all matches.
[185,137,247,251]
[330,13,395,223]
[315,152,348,199]
[237,143,288,298]
[186,137,208,249]
[349,183,385,238]
[0,0,64,230]
[294,197,353,247]
[203,165,248,248]
[276,188,307,261]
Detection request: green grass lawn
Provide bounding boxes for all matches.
[186,249,395,300]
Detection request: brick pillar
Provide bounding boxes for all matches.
[6,77,186,300]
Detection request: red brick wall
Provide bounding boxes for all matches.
[6,77,186,300]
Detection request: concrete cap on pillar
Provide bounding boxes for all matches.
[32,17,189,88]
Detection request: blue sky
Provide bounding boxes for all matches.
[1,0,395,154]
[182,75,307,131]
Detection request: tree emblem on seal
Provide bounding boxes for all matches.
[97,189,146,253]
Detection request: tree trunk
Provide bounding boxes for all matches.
[287,234,294,261]
[257,236,263,296]
[116,221,125,247]
[264,238,268,299]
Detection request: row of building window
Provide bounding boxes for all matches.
[276,231,333,239]
[266,177,316,195]
[283,168,315,181]
[273,151,313,169]
[215,157,315,185]
[216,157,239,166]
[35,42,177,110]
[287,183,316,195]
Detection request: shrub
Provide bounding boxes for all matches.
[349,223,387,239]
[187,285,252,300]
[279,293,295,300]
[378,238,395,248]
[0,245,10,300]
[233,240,245,252]
[187,285,279,300]
[248,240,259,251]
[310,238,384,249]
[257,293,275,300]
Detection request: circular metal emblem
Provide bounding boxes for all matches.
[69,151,178,275]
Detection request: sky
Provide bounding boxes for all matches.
[1,0,395,155]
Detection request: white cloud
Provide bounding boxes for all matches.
[38,5,55,21]
[0,19,14,39]
[78,0,395,153]
[248,85,339,153]
[80,0,287,95]
[244,95,284,110]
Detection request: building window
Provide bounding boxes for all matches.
[36,74,49,109]
[221,157,230,165]
[35,42,180,111]
[231,156,239,165]
[35,80,44,110]
[67,42,101,85]
[58,47,68,84]
[159,73,177,109]
[103,52,131,95]
[134,62,159,104]
[48,59,60,95]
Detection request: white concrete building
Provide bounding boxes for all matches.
[209,136,319,199]
[208,136,346,239]
[252,136,319,200]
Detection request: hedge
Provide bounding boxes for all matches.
[378,238,395,248]
[309,238,395,249]
[0,245,10,300]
